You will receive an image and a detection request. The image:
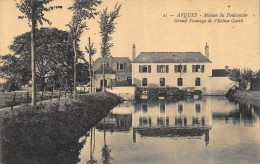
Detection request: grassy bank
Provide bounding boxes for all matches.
[0,92,122,164]
[0,91,64,108]
[227,90,260,106]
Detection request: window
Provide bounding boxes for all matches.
[175,117,182,126]
[127,77,132,85]
[177,78,183,86]
[157,65,169,73]
[149,117,152,126]
[160,103,165,113]
[157,117,165,126]
[166,117,169,126]
[195,78,201,86]
[192,65,205,72]
[178,104,183,113]
[195,104,201,113]
[100,79,107,88]
[139,117,149,126]
[142,103,148,113]
[160,78,165,86]
[139,65,151,73]
[142,78,148,86]
[117,63,126,70]
[175,65,187,73]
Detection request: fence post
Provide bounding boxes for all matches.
[11,93,16,110]
[26,91,29,106]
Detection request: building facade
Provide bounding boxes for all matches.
[93,56,132,87]
[93,65,116,90]
[207,66,234,95]
[132,50,212,91]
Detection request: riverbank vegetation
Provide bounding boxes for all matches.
[0,92,122,163]
[226,90,260,106]
[226,68,260,104]
[229,68,260,91]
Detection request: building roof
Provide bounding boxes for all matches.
[212,69,230,77]
[94,65,116,74]
[94,57,131,64]
[93,56,131,71]
[112,57,131,63]
[132,52,212,63]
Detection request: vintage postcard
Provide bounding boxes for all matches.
[0,0,259,163]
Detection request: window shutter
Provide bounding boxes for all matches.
[184,65,187,73]
[148,65,151,73]
[201,65,205,73]
[192,65,195,72]
[175,65,178,73]
[157,65,160,73]
[117,63,119,70]
[139,65,142,73]
[124,63,126,70]
[166,65,169,73]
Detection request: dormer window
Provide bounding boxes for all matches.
[117,63,126,70]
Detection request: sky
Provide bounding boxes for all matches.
[0,0,259,70]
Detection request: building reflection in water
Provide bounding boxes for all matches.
[82,99,260,163]
[96,100,212,146]
[133,100,212,146]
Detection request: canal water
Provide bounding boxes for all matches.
[78,96,260,164]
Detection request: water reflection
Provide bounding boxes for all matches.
[212,101,260,126]
[79,97,260,164]
[1,97,260,163]
[86,128,97,164]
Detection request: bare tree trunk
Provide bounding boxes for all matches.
[73,40,77,98]
[88,37,92,93]
[102,58,105,92]
[31,8,36,106]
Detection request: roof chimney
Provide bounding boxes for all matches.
[205,43,209,59]
[225,66,229,72]
[132,44,136,61]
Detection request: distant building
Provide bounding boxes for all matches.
[93,56,132,89]
[132,44,212,91]
[208,66,233,95]
[212,66,230,77]
[93,44,233,95]
[93,65,116,89]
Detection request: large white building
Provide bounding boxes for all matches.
[132,44,212,91]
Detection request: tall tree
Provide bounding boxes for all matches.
[14,0,61,106]
[98,3,121,92]
[85,37,96,93]
[0,28,88,92]
[67,0,101,98]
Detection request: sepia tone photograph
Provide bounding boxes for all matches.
[0,0,260,163]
